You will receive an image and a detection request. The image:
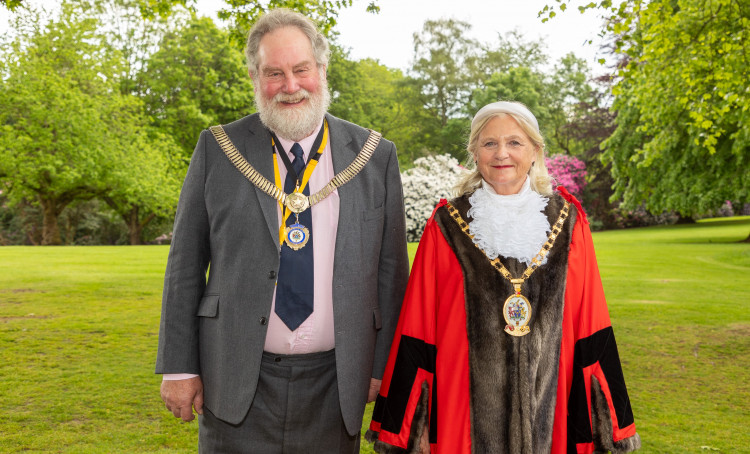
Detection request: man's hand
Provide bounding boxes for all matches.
[368,378,382,403]
[160,376,204,422]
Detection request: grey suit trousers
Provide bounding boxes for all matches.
[199,350,359,453]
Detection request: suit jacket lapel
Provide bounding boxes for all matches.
[327,113,358,226]
[326,114,362,286]
[243,116,280,249]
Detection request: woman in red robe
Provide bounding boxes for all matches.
[367,102,640,454]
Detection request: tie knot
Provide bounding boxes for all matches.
[290,143,304,162]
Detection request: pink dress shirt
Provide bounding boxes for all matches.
[264,121,339,354]
[164,121,338,381]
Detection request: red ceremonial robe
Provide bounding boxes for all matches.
[368,189,640,454]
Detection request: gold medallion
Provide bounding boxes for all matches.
[502,292,532,337]
[444,202,571,338]
[285,192,310,214]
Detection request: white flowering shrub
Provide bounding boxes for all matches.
[401,154,465,242]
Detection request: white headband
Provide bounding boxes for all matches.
[471,101,539,133]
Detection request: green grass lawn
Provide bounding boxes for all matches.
[1,217,748,453]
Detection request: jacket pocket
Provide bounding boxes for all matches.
[197,294,219,317]
[372,307,382,330]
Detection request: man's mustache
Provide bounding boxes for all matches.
[273,90,311,104]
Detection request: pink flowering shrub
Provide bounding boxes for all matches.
[545,154,587,201]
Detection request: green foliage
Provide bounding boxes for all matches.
[468,56,595,159]
[0,0,22,10]
[605,0,749,216]
[409,19,596,161]
[132,0,188,19]
[100,127,182,245]
[469,67,548,123]
[1,219,749,451]
[0,2,182,245]
[86,0,182,95]
[217,0,379,46]
[478,29,548,72]
[0,5,128,244]
[139,15,255,160]
[545,0,750,217]
[411,18,479,127]
[327,50,434,167]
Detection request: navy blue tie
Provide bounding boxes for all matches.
[275,143,314,331]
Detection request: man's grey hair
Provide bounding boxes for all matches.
[245,8,331,76]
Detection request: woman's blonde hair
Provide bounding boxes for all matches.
[454,101,554,197]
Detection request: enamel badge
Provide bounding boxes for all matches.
[503,293,532,337]
[285,223,310,250]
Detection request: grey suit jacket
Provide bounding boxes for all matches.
[156,113,409,435]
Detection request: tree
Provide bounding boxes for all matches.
[217,0,380,46]
[468,67,549,126]
[477,29,548,76]
[544,0,750,220]
[562,74,619,228]
[327,50,434,167]
[138,15,255,159]
[408,22,596,162]
[101,128,181,245]
[0,3,179,245]
[87,0,182,96]
[405,18,485,158]
[544,53,595,156]
[0,6,126,244]
[411,18,479,128]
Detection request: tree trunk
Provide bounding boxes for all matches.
[129,227,142,245]
[125,206,156,245]
[675,214,696,224]
[40,198,62,245]
[127,206,143,245]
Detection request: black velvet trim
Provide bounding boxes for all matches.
[372,335,437,439]
[568,326,636,448]
[369,377,432,454]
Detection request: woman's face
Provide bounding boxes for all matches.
[474,115,537,195]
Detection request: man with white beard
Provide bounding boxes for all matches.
[155,8,409,453]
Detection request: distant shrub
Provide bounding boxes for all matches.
[612,205,679,228]
[545,154,587,201]
[401,154,464,242]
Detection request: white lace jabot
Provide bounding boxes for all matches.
[467,178,551,266]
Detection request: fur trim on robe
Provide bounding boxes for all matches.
[368,190,640,453]
[434,194,575,453]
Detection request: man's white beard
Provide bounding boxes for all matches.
[256,79,331,142]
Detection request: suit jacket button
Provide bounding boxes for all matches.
[260,317,267,325]
[268,271,276,279]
